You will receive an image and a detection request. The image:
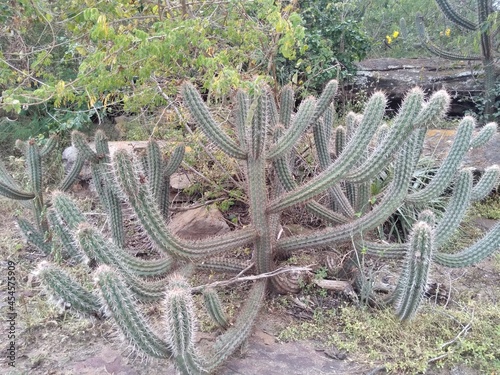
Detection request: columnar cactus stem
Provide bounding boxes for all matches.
[276,129,421,253]
[407,117,475,203]
[95,265,171,358]
[202,288,229,329]
[267,91,387,213]
[35,261,101,315]
[394,221,433,321]
[112,149,257,259]
[182,82,247,159]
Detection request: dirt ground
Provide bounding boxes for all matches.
[0,193,499,375]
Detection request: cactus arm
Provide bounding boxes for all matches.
[434,0,478,30]
[394,221,433,321]
[433,169,473,249]
[470,122,497,149]
[273,155,350,224]
[235,90,249,149]
[416,14,481,60]
[35,261,101,315]
[113,150,256,259]
[206,280,266,372]
[433,221,500,267]
[51,191,87,230]
[266,97,316,160]
[163,274,207,375]
[71,131,98,161]
[471,165,500,201]
[95,265,171,358]
[250,88,270,160]
[76,223,174,277]
[267,92,387,214]
[313,117,354,216]
[279,85,294,128]
[146,140,164,204]
[165,144,185,176]
[103,185,125,248]
[407,117,475,204]
[47,209,86,262]
[0,180,35,200]
[276,129,420,253]
[310,80,338,125]
[58,154,85,192]
[181,82,247,160]
[202,288,230,329]
[346,88,450,183]
[346,88,424,183]
[17,217,52,254]
[39,134,59,158]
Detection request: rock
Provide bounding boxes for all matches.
[170,172,195,190]
[168,206,230,240]
[348,58,486,117]
[423,128,500,171]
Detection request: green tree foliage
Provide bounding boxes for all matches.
[0,0,305,134]
[276,0,370,93]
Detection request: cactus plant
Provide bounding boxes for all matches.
[416,0,499,121]
[2,79,499,374]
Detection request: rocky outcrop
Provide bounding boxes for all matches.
[348,58,486,117]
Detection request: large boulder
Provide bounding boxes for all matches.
[168,205,230,240]
[348,58,485,117]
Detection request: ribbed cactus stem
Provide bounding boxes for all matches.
[35,261,101,315]
[434,221,500,267]
[202,288,230,329]
[250,88,271,160]
[71,131,98,161]
[334,125,346,158]
[407,117,475,203]
[17,218,52,254]
[413,90,450,128]
[471,165,500,201]
[39,134,58,158]
[394,221,433,321]
[164,274,207,374]
[165,144,185,176]
[279,85,294,128]
[76,222,174,277]
[267,97,316,160]
[267,92,387,213]
[52,191,87,230]
[235,90,249,149]
[273,155,349,224]
[181,82,246,159]
[276,129,420,253]
[433,169,473,249]
[47,209,85,262]
[346,88,424,183]
[146,140,164,204]
[310,79,338,124]
[470,122,497,149]
[207,280,266,372]
[112,150,256,259]
[0,180,35,200]
[95,265,171,358]
[58,154,85,192]
[434,0,477,30]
